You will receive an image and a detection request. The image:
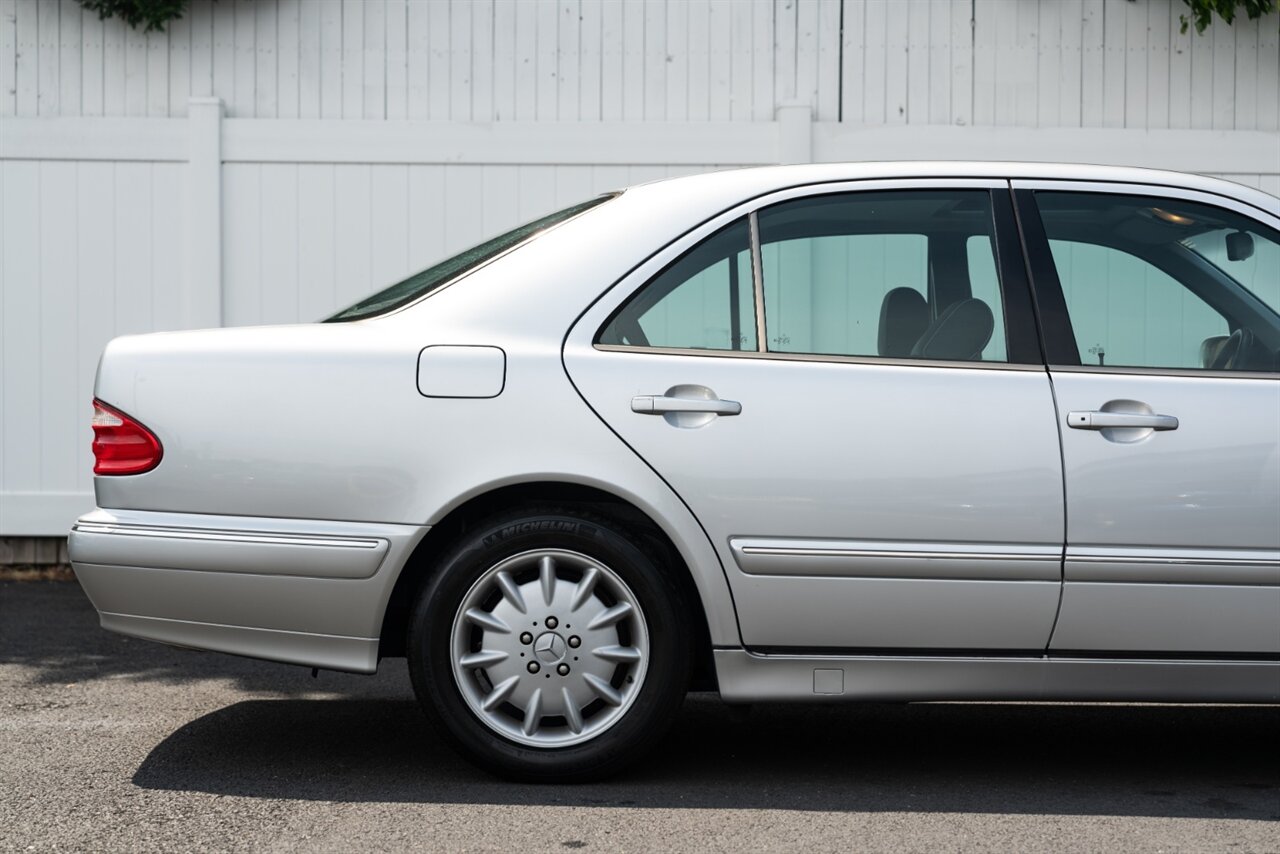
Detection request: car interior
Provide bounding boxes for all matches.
[1033,192,1280,372]
[600,191,1006,361]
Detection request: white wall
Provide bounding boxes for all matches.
[2,0,1278,536]
[220,161,730,327]
[4,0,1278,131]
[1,158,188,533]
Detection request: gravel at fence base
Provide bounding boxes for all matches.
[0,565,75,582]
[2,581,1278,853]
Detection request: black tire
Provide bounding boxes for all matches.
[407,506,691,782]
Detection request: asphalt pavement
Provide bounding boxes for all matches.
[2,581,1277,852]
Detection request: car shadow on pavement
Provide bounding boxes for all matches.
[132,694,1280,820]
[6,583,1278,819]
[0,582,405,698]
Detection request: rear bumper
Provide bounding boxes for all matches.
[69,508,429,673]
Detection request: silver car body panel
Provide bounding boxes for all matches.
[94,613,380,674]
[562,347,1067,649]
[564,177,1066,650]
[726,577,1062,649]
[1049,583,1280,653]
[70,509,428,672]
[80,184,752,649]
[714,650,1280,703]
[71,162,1280,698]
[1048,371,1280,559]
[1012,179,1280,655]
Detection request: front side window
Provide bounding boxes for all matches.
[1034,192,1280,372]
[1047,240,1228,369]
[1184,225,1280,314]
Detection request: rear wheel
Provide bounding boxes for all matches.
[407,508,690,781]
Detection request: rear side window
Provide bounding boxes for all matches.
[760,232,927,355]
[600,189,1015,365]
[598,219,757,351]
[757,190,1008,362]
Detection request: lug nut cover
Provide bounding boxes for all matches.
[520,632,533,645]
[527,661,540,674]
[557,663,570,676]
[567,635,581,648]
[545,617,558,629]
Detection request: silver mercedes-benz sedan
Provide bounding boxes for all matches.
[70,163,1280,780]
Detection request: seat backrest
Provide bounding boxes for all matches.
[1199,335,1230,369]
[877,287,929,358]
[910,298,994,361]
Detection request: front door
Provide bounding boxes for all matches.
[1015,182,1280,654]
[565,180,1066,650]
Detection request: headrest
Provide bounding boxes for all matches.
[878,287,929,357]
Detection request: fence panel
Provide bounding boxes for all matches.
[2,0,1279,537]
[16,0,1274,128]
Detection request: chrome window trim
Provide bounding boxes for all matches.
[1049,364,1279,381]
[748,210,767,353]
[593,343,1045,371]
[1009,179,1280,226]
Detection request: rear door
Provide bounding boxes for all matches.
[565,179,1066,651]
[1014,182,1280,654]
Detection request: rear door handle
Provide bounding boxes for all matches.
[632,395,742,416]
[1067,411,1178,431]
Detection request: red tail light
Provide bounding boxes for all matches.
[92,399,163,475]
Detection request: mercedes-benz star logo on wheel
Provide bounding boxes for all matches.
[534,632,567,663]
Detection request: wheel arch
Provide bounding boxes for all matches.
[377,479,726,690]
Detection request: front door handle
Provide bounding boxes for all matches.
[1067,411,1178,431]
[632,395,742,416]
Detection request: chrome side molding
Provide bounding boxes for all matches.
[70,518,393,580]
[72,522,383,551]
[729,538,1062,582]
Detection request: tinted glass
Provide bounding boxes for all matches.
[327,195,612,322]
[757,190,1008,362]
[1048,240,1228,369]
[598,218,756,351]
[966,235,1007,361]
[1035,192,1280,371]
[1184,226,1280,313]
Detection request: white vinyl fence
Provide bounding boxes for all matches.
[2,0,1278,537]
